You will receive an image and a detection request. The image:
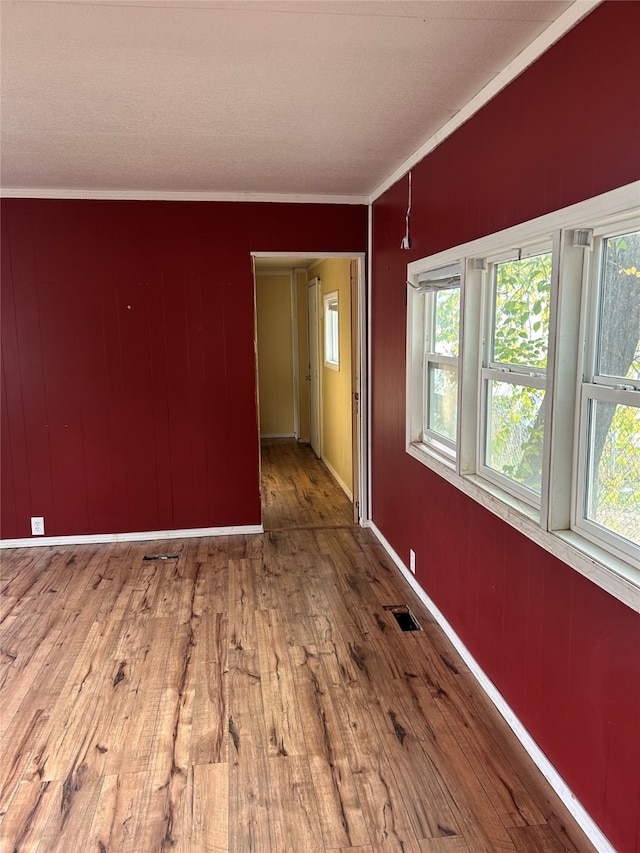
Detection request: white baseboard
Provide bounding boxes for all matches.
[369,522,615,853]
[322,456,353,501]
[261,433,296,439]
[0,524,264,549]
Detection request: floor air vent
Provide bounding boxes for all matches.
[384,604,422,632]
[143,554,181,561]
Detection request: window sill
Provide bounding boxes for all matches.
[407,441,640,613]
[411,439,456,471]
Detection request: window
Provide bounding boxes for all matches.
[421,264,461,459]
[575,225,640,561]
[480,247,552,504]
[324,291,339,369]
[405,183,640,611]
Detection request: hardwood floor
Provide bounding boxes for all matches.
[0,444,596,851]
[261,439,353,530]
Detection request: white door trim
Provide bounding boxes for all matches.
[251,251,368,526]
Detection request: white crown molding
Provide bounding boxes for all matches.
[369,521,616,853]
[369,0,603,203]
[0,524,263,549]
[0,186,368,205]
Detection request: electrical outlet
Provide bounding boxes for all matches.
[409,548,416,574]
[31,516,45,536]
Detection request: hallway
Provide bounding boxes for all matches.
[261,438,354,531]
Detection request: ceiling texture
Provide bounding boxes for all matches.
[1,0,598,202]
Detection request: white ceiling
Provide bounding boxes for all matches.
[1,0,595,202]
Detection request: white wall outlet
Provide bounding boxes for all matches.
[409,548,416,574]
[31,516,45,536]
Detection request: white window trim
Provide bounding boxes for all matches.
[478,369,547,508]
[407,263,462,465]
[324,290,340,370]
[406,181,640,613]
[423,355,458,454]
[478,240,553,509]
[423,279,461,455]
[574,384,639,564]
[571,216,640,566]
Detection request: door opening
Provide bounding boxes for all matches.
[252,254,366,530]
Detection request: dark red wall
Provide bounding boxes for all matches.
[3,2,639,850]
[371,3,640,851]
[1,199,366,538]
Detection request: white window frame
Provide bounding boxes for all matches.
[415,263,462,462]
[478,242,554,507]
[572,216,640,565]
[424,356,458,458]
[405,182,640,613]
[324,291,340,370]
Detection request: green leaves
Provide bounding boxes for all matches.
[433,287,460,357]
[486,380,545,493]
[486,254,551,493]
[492,253,551,370]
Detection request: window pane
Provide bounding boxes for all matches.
[597,230,640,381]
[433,288,460,357]
[324,294,339,366]
[428,363,457,442]
[485,380,545,494]
[492,253,551,369]
[585,399,640,547]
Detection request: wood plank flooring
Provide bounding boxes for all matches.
[0,442,596,851]
[261,439,353,530]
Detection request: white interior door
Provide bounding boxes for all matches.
[307,278,321,457]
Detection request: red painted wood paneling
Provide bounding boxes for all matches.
[371,3,640,851]
[1,199,366,539]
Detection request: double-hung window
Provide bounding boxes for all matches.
[480,246,552,504]
[575,222,640,561]
[405,183,639,610]
[422,264,461,459]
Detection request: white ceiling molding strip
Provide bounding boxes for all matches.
[369,0,602,204]
[0,187,368,205]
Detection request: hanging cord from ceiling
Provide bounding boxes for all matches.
[401,169,412,250]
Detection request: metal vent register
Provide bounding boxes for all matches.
[384,604,422,632]
[143,554,181,561]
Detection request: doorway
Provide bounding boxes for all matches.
[253,254,366,530]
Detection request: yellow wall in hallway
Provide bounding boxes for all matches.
[295,269,310,443]
[256,273,294,436]
[314,258,353,496]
